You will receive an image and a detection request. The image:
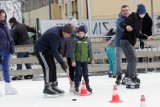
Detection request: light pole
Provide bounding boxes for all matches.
[48,0,52,20]
[87,0,92,36]
[151,0,154,34]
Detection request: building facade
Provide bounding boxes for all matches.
[22,0,160,27]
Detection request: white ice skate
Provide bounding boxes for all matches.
[5,83,17,95]
[0,91,2,97]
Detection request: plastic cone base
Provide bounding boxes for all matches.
[79,89,91,96]
[109,95,123,103]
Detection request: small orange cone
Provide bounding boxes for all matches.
[109,85,123,103]
[79,80,91,96]
[140,95,147,107]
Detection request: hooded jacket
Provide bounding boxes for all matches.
[115,15,126,47]
[34,26,64,65]
[0,20,13,53]
[71,36,94,62]
[141,13,153,36]
[121,12,148,46]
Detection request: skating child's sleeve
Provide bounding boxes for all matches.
[70,38,77,62]
[88,39,94,61]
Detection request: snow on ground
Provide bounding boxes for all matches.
[0,72,160,107]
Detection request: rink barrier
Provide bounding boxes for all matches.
[0,39,160,77]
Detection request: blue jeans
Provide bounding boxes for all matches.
[17,52,31,70]
[74,62,89,87]
[0,50,11,82]
[105,46,116,75]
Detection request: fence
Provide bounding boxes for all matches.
[0,38,160,78]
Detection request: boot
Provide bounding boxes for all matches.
[115,75,122,85]
[0,91,2,97]
[75,86,79,93]
[5,82,17,95]
[43,82,59,97]
[86,84,92,93]
[51,81,65,96]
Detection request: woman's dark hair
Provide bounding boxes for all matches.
[0,9,7,20]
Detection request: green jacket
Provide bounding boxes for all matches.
[71,36,94,62]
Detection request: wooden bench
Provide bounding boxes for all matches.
[0,39,160,78]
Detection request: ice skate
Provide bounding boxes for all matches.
[5,83,17,95]
[43,83,59,97]
[69,81,74,93]
[126,76,140,89]
[51,81,65,96]
[115,75,122,85]
[0,91,2,97]
[86,84,92,93]
[74,86,80,95]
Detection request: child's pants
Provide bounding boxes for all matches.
[105,46,116,75]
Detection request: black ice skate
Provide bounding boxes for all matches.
[126,76,140,89]
[43,83,59,97]
[86,84,92,93]
[115,75,122,85]
[51,81,65,96]
[74,86,80,95]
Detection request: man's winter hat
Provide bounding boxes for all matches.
[77,25,87,33]
[62,23,73,34]
[9,17,17,23]
[137,4,146,14]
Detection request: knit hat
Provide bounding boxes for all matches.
[70,18,78,27]
[62,23,73,34]
[137,4,146,14]
[9,17,17,23]
[77,25,87,33]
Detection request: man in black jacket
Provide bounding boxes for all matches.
[120,4,154,88]
[9,17,36,80]
[34,24,72,97]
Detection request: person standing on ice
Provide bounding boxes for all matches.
[71,25,94,93]
[34,24,72,97]
[115,5,130,85]
[104,28,116,78]
[120,4,155,88]
[62,16,79,92]
[0,9,17,95]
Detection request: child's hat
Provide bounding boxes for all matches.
[77,25,87,33]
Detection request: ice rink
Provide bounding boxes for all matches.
[0,72,160,107]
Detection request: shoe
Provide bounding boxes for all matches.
[0,91,2,97]
[108,73,112,77]
[5,82,17,95]
[51,81,65,96]
[43,83,59,97]
[24,75,33,79]
[12,76,22,80]
[86,84,92,93]
[75,86,79,93]
[112,75,116,78]
[115,75,122,85]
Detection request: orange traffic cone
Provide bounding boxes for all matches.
[79,80,91,96]
[140,95,147,107]
[109,85,123,103]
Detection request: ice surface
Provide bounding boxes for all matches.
[0,72,160,107]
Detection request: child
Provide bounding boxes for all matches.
[105,28,116,78]
[71,25,94,93]
[62,17,78,92]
